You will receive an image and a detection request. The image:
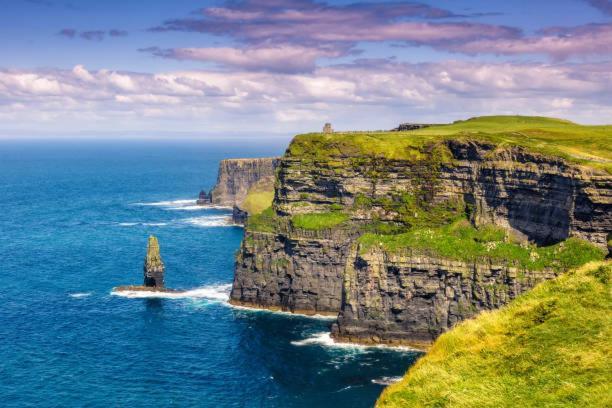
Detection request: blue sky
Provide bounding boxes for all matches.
[0,0,610,137]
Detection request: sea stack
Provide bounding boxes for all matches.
[143,236,164,288]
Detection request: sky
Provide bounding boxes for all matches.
[0,0,611,138]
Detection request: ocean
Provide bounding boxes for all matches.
[0,140,421,407]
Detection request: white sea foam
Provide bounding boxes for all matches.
[291,332,417,352]
[371,376,403,386]
[111,284,232,300]
[69,292,92,298]
[227,304,336,320]
[133,199,196,207]
[182,215,235,227]
[167,205,206,211]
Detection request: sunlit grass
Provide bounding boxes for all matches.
[377,261,612,407]
[288,116,612,172]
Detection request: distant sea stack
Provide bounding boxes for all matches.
[143,236,165,288]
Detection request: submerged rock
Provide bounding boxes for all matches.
[143,236,164,288]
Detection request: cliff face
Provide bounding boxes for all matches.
[230,132,611,345]
[210,158,279,207]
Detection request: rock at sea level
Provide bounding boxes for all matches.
[143,236,165,288]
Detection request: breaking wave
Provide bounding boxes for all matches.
[291,332,416,352]
[371,376,403,385]
[111,284,232,300]
[132,199,195,207]
[69,292,92,298]
[182,215,235,227]
[132,199,232,211]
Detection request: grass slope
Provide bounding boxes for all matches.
[359,220,606,272]
[288,116,612,172]
[377,261,612,408]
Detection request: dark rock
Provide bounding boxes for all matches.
[392,123,432,131]
[232,205,248,225]
[196,190,211,205]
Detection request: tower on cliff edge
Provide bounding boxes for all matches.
[323,123,333,134]
[143,236,165,288]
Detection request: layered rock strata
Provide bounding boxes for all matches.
[210,158,279,207]
[230,139,611,345]
[143,235,165,288]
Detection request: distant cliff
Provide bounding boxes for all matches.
[210,158,279,207]
[230,116,611,347]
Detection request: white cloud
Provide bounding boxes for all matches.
[0,61,610,136]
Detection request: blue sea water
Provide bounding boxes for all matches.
[0,140,421,407]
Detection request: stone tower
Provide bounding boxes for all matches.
[143,236,165,288]
[323,123,333,134]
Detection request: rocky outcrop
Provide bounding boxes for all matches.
[232,205,248,225]
[143,235,165,288]
[196,190,211,205]
[230,139,611,345]
[210,158,279,207]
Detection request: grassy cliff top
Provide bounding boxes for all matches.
[377,261,612,408]
[288,116,612,172]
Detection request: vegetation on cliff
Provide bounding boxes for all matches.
[291,211,349,230]
[240,181,274,215]
[377,261,611,407]
[359,220,606,272]
[288,116,611,172]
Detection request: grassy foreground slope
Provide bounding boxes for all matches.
[377,261,612,408]
[289,116,612,172]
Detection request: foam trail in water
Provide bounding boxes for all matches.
[182,215,235,227]
[69,292,92,298]
[111,284,232,300]
[133,199,195,207]
[291,332,416,352]
[227,304,336,320]
[371,376,403,386]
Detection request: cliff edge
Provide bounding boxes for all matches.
[230,116,611,346]
[210,158,279,207]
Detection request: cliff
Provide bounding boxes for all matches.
[230,116,611,346]
[210,158,279,207]
[377,261,611,407]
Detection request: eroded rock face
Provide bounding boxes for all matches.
[230,140,611,344]
[144,236,165,288]
[210,158,279,207]
[332,248,556,345]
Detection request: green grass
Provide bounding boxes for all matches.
[246,207,277,233]
[287,116,612,172]
[359,220,606,271]
[241,188,274,215]
[291,211,349,230]
[377,261,612,407]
